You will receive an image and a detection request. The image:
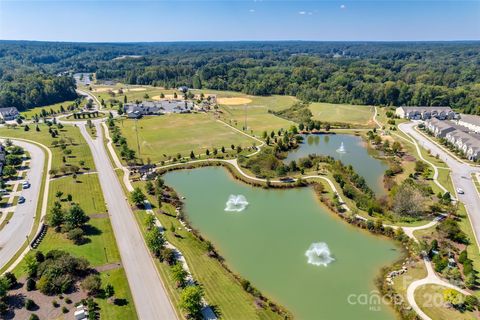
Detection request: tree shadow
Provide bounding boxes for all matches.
[114,298,128,306]
[83,224,102,236]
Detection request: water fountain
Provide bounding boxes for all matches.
[336,141,346,153]
[305,242,335,267]
[224,194,249,212]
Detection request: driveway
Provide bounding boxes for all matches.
[0,140,44,268]
[399,122,480,248]
[78,123,177,319]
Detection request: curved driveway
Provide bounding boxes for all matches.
[0,139,44,267]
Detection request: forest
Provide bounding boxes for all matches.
[0,41,479,112]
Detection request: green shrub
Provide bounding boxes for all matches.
[26,278,36,291]
[25,299,36,311]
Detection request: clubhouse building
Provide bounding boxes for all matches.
[124,100,194,118]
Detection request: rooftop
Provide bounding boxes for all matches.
[458,114,480,127]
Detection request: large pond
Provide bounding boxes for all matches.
[284,134,388,195]
[164,167,400,320]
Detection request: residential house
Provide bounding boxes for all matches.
[456,114,480,134]
[395,106,454,120]
[445,130,480,160]
[0,107,19,121]
[425,118,457,138]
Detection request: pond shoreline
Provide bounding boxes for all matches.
[157,162,414,320]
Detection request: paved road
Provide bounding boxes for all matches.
[0,140,44,267]
[399,122,480,248]
[78,123,177,320]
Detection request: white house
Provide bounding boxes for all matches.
[456,114,480,134]
[425,118,457,138]
[395,106,454,120]
[0,107,19,121]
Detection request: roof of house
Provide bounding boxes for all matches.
[447,130,480,148]
[398,106,452,113]
[0,107,19,115]
[125,100,193,114]
[458,114,480,127]
[427,119,463,132]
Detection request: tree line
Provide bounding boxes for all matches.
[1,41,479,112]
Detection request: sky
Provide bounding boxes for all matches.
[0,0,479,42]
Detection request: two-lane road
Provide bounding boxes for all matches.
[399,122,480,248]
[0,139,44,268]
[78,123,177,320]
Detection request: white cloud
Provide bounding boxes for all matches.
[298,11,306,15]
[249,9,255,13]
[340,4,346,9]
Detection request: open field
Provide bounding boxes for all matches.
[309,102,375,126]
[216,93,296,136]
[415,284,478,319]
[80,84,176,107]
[119,113,255,162]
[0,124,95,170]
[21,100,79,119]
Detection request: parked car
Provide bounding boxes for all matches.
[0,189,8,195]
[22,181,30,189]
[456,188,465,195]
[18,196,26,204]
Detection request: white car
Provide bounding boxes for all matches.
[456,188,464,195]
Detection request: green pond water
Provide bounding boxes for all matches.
[164,167,401,320]
[285,134,388,195]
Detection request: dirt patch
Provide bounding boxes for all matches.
[90,213,109,219]
[95,262,123,273]
[92,87,113,93]
[217,97,252,105]
[152,94,176,100]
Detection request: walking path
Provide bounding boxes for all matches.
[374,108,473,320]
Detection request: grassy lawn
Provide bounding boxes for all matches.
[0,124,95,171]
[0,212,14,231]
[437,169,455,196]
[309,102,375,127]
[119,113,255,163]
[219,95,295,136]
[63,111,108,122]
[415,284,478,320]
[21,100,79,119]
[392,260,427,301]
[48,174,106,213]
[83,84,174,107]
[14,174,119,270]
[98,268,138,320]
